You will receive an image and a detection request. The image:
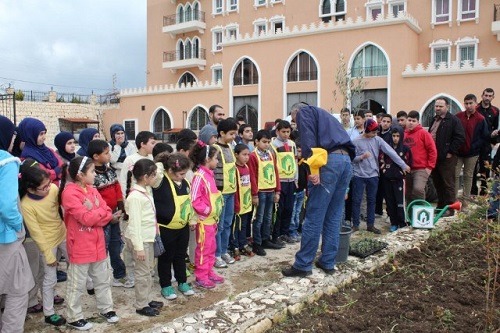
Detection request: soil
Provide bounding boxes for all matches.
[271,213,500,333]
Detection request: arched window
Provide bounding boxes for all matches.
[287,52,318,82]
[421,97,461,127]
[185,4,193,22]
[322,0,331,15]
[178,40,185,60]
[352,45,388,77]
[153,109,172,139]
[178,72,197,86]
[193,38,200,58]
[185,40,192,59]
[189,106,209,130]
[178,6,185,23]
[193,2,200,20]
[236,105,258,133]
[233,58,259,86]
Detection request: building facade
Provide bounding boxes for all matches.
[103,0,500,140]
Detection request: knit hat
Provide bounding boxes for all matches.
[364,118,379,133]
[199,125,218,144]
[0,115,15,151]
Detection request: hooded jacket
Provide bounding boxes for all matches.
[381,127,413,180]
[404,124,437,170]
[456,111,490,157]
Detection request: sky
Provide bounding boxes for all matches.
[0,0,146,96]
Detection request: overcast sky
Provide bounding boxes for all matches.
[0,0,146,95]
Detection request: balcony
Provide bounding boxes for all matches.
[163,11,206,37]
[493,4,500,41]
[163,49,206,73]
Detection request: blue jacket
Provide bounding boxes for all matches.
[0,151,23,244]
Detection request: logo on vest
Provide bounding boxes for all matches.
[263,164,275,185]
[280,155,295,176]
[180,199,193,222]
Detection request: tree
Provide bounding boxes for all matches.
[333,52,366,110]
[14,90,25,101]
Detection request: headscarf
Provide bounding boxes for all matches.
[0,115,15,151]
[76,127,99,156]
[109,123,129,163]
[54,131,76,162]
[19,117,59,168]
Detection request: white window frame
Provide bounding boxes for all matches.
[227,0,238,12]
[365,0,384,20]
[254,0,267,8]
[388,0,406,17]
[211,63,223,84]
[432,0,452,27]
[457,0,479,24]
[319,0,347,18]
[253,18,268,36]
[270,0,284,5]
[269,15,285,33]
[455,36,479,67]
[225,24,239,41]
[211,27,224,52]
[430,39,452,68]
[213,0,223,15]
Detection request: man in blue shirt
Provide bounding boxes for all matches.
[282,104,354,277]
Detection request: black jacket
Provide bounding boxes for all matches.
[428,113,465,162]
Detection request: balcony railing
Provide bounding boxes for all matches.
[163,48,206,62]
[163,10,205,26]
[352,65,388,77]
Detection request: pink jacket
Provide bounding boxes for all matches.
[191,165,218,221]
[62,182,112,264]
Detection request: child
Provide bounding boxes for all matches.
[247,130,281,256]
[189,140,224,289]
[19,159,67,327]
[381,128,412,232]
[290,143,309,242]
[54,131,76,164]
[213,119,238,267]
[87,140,131,288]
[232,144,255,259]
[152,153,195,299]
[124,158,164,317]
[271,120,297,246]
[108,124,137,179]
[18,117,63,185]
[76,128,99,157]
[60,156,119,330]
[351,119,410,234]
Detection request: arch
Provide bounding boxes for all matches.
[233,57,259,86]
[177,39,185,60]
[178,71,198,87]
[351,44,388,77]
[420,94,463,127]
[236,104,258,133]
[321,0,331,15]
[193,37,200,58]
[286,51,318,82]
[177,5,185,23]
[185,39,192,59]
[150,108,174,139]
[193,1,200,20]
[188,105,209,131]
[185,3,193,22]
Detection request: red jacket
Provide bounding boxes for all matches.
[247,150,281,197]
[62,182,112,264]
[404,125,437,170]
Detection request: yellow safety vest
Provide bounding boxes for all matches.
[236,166,252,215]
[214,144,237,194]
[271,139,297,179]
[255,150,277,190]
[158,174,193,230]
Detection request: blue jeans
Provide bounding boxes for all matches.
[293,153,352,271]
[351,176,379,227]
[232,212,251,250]
[253,191,274,245]
[104,222,126,279]
[290,190,305,238]
[216,193,235,257]
[488,177,499,218]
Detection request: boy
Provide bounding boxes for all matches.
[380,128,413,232]
[248,130,281,255]
[347,109,365,141]
[290,142,309,242]
[213,119,239,267]
[236,124,254,152]
[396,111,408,130]
[352,119,410,233]
[88,140,132,287]
[271,120,297,245]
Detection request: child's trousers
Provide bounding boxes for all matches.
[195,224,217,282]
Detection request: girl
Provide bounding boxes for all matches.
[76,128,99,157]
[152,153,194,300]
[232,144,255,259]
[60,156,119,330]
[54,131,76,164]
[20,159,67,327]
[189,140,224,289]
[124,158,164,317]
[18,117,63,185]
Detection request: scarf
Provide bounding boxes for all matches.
[76,128,99,156]
[54,131,76,162]
[109,124,129,163]
[19,117,59,168]
[0,115,15,151]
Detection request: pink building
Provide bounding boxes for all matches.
[103,0,500,140]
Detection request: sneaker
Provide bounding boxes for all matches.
[315,261,335,275]
[136,306,159,317]
[262,240,282,249]
[67,319,93,331]
[273,237,287,247]
[279,235,295,244]
[196,279,216,289]
[112,277,134,288]
[178,282,195,296]
[253,244,266,256]
[233,249,241,261]
[99,311,119,323]
[367,225,381,234]
[288,236,299,243]
[281,266,312,278]
[27,303,43,313]
[45,314,66,326]
[390,225,398,232]
[208,272,225,284]
[54,295,65,305]
[161,286,177,300]
[241,245,255,257]
[214,257,228,268]
[148,300,164,309]
[221,253,235,264]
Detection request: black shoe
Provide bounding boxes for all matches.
[315,261,335,275]
[262,240,282,249]
[148,300,164,309]
[67,319,93,330]
[87,289,95,295]
[136,306,159,317]
[99,311,119,323]
[367,225,381,234]
[253,244,267,256]
[281,266,312,277]
[45,314,66,327]
[274,237,287,247]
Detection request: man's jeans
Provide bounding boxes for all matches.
[290,190,305,238]
[352,176,379,227]
[293,153,352,271]
[216,193,235,258]
[252,191,274,245]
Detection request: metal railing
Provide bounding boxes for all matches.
[352,65,388,77]
[10,90,119,105]
[494,4,500,21]
[163,48,206,62]
[163,10,205,26]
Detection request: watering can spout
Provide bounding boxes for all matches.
[433,201,462,223]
